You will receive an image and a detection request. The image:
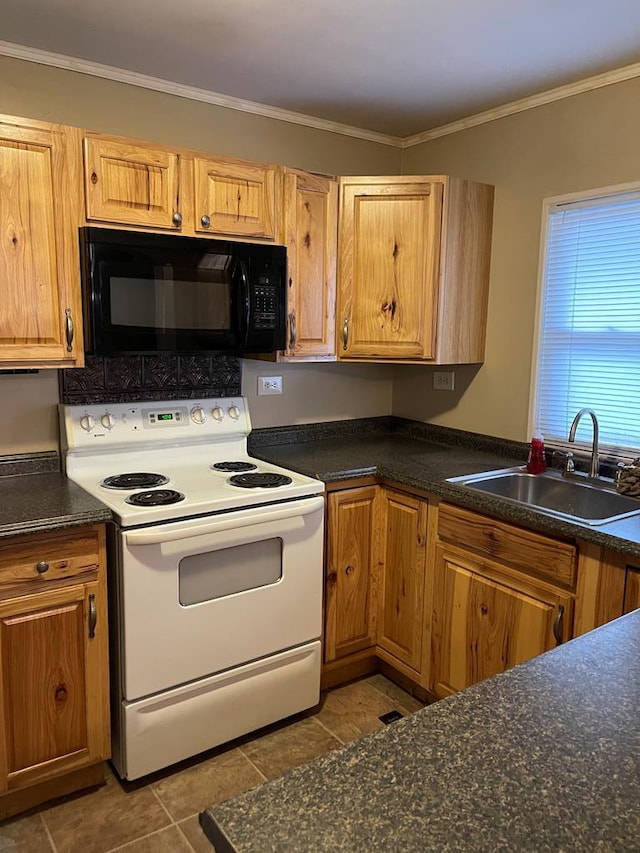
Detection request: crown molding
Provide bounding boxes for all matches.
[0,40,402,148]
[2,40,640,150]
[401,60,640,147]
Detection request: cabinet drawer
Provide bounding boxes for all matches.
[438,504,576,588]
[0,526,101,600]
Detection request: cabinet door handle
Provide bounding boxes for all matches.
[553,604,564,645]
[342,317,349,351]
[172,211,183,226]
[288,312,297,350]
[65,308,74,352]
[35,560,50,574]
[201,214,211,228]
[88,594,97,639]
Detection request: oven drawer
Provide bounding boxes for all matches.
[114,641,321,780]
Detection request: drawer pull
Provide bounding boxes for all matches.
[553,604,565,646]
[35,561,50,574]
[88,594,97,639]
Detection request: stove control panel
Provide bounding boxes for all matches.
[60,398,250,450]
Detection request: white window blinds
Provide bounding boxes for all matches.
[533,190,640,455]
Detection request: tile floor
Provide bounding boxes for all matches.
[0,674,424,853]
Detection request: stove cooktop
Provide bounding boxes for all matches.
[60,398,324,527]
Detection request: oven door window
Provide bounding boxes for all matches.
[178,538,283,606]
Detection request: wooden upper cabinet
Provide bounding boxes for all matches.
[193,156,277,239]
[324,487,380,663]
[0,116,83,367]
[281,169,337,360]
[337,175,494,363]
[83,135,181,230]
[377,489,428,674]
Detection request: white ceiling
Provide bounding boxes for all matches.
[3,0,640,138]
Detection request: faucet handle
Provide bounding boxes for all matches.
[563,451,575,473]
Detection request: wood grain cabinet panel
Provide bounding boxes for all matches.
[0,525,109,817]
[83,136,181,229]
[193,157,277,239]
[0,116,83,367]
[324,487,380,662]
[337,175,494,364]
[281,169,337,360]
[377,489,427,673]
[623,565,640,613]
[430,545,572,698]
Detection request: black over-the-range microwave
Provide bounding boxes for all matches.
[79,228,287,355]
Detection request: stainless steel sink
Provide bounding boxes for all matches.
[447,467,640,525]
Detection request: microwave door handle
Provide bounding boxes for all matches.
[234,258,251,347]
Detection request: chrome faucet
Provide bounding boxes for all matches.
[567,408,600,478]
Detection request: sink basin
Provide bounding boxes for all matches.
[447,467,640,525]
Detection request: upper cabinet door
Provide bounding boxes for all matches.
[84,136,181,229]
[338,178,443,360]
[193,157,277,239]
[282,170,337,359]
[338,176,494,364]
[0,118,83,367]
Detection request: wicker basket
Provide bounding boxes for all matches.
[616,458,640,497]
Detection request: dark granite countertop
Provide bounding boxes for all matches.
[0,453,111,538]
[201,610,640,853]
[248,419,640,561]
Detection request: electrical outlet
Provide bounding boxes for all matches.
[433,371,455,391]
[258,375,283,396]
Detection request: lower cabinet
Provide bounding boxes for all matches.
[324,486,380,662]
[323,483,431,685]
[323,486,632,701]
[624,564,640,613]
[430,503,575,698]
[0,525,110,819]
[376,488,428,676]
[430,543,573,698]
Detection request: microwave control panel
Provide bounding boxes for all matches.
[251,278,278,329]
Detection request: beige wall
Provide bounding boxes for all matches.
[242,360,394,428]
[394,76,640,442]
[0,56,400,453]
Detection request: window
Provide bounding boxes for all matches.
[531,185,640,458]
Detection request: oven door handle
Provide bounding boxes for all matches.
[124,496,324,546]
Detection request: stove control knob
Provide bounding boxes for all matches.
[211,406,224,422]
[79,414,95,432]
[101,413,115,430]
[190,405,207,424]
[227,405,240,420]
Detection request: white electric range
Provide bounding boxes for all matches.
[60,397,325,780]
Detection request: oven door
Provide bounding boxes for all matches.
[116,495,324,701]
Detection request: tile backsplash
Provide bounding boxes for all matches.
[59,354,241,404]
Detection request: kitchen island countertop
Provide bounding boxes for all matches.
[200,610,640,852]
